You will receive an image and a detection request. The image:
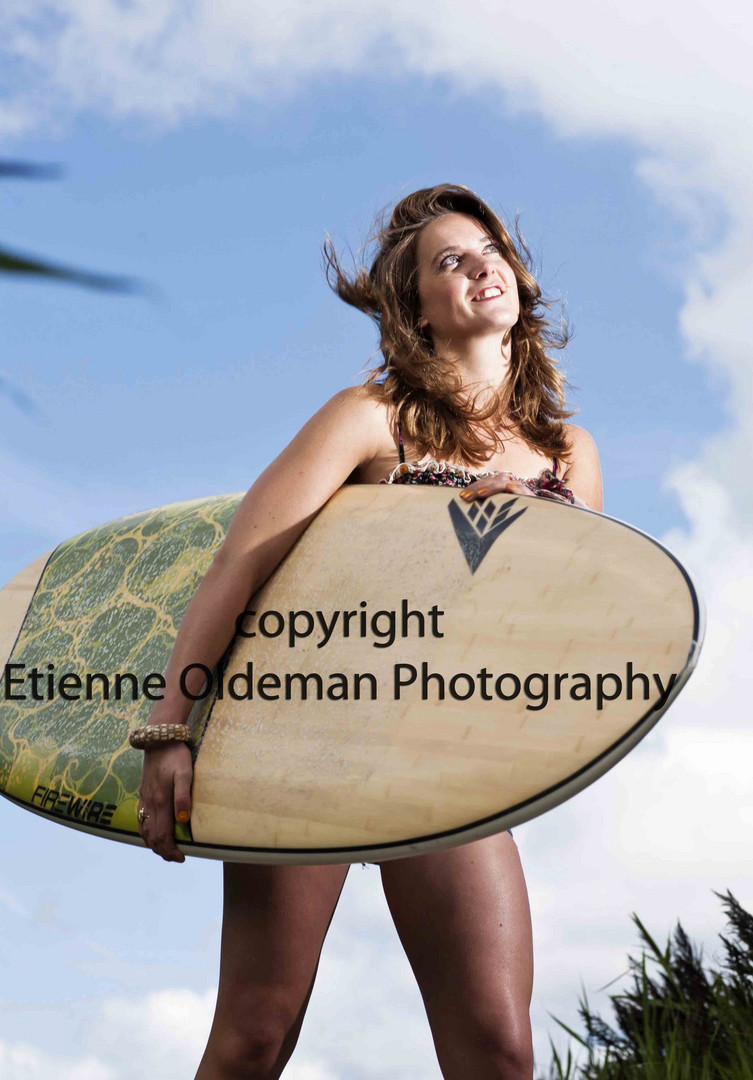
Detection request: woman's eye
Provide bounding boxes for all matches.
[440,243,501,269]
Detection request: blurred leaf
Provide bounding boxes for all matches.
[0,375,40,419]
[0,159,155,420]
[0,160,63,180]
[0,158,149,295]
[0,243,143,293]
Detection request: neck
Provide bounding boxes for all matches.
[433,329,513,404]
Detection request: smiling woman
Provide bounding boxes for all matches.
[133,183,602,1080]
[416,218,521,341]
[323,183,576,473]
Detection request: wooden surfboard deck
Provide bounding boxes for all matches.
[0,486,703,863]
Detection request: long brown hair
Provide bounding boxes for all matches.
[323,183,576,467]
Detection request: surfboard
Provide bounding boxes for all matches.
[0,486,703,863]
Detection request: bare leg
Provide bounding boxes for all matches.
[195,861,350,1080]
[380,833,534,1080]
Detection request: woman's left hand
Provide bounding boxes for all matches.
[459,471,589,507]
[459,472,562,504]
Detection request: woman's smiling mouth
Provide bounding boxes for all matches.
[471,286,504,302]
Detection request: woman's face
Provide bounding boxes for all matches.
[415,212,520,346]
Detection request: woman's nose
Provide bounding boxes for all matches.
[469,253,494,276]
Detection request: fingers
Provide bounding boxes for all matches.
[137,743,193,863]
[458,477,582,512]
[152,808,186,863]
[459,473,532,502]
[503,481,531,496]
[173,763,193,827]
[138,799,186,863]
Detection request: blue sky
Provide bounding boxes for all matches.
[0,4,751,1078]
[1,73,721,571]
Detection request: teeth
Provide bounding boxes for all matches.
[474,287,502,300]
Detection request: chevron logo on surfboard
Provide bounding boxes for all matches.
[448,496,528,573]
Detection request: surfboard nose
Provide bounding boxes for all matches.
[0,551,51,669]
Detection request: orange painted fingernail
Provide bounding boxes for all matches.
[477,487,488,495]
[177,810,190,823]
[460,490,473,499]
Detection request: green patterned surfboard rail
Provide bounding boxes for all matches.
[0,493,243,844]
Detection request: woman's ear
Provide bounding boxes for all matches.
[418,315,429,329]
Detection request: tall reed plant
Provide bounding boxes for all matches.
[541,891,753,1079]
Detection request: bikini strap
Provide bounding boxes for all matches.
[552,455,558,476]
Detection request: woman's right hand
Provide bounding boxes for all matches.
[137,741,193,863]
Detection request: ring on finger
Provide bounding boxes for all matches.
[137,805,150,825]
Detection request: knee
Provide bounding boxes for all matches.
[462,1011,534,1080]
[215,1029,284,1079]
[206,988,300,1079]
[495,1039,534,1080]
[477,1023,534,1080]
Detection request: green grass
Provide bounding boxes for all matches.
[540,891,753,1079]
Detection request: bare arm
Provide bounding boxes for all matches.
[139,386,385,860]
[150,387,385,721]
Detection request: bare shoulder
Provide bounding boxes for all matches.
[563,423,600,460]
[323,384,396,477]
[214,385,391,583]
[327,384,390,431]
[280,384,390,465]
[269,384,390,479]
[561,423,603,512]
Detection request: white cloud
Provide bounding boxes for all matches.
[37,888,438,1080]
[0,992,212,1080]
[0,2,750,153]
[89,988,215,1079]
[284,1065,339,1080]
[291,874,441,1079]
[1,986,341,1080]
[0,1038,115,1080]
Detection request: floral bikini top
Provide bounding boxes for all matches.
[379,422,578,504]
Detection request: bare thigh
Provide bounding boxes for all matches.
[380,833,534,1079]
[197,862,349,1080]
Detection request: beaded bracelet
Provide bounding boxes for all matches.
[128,723,192,750]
